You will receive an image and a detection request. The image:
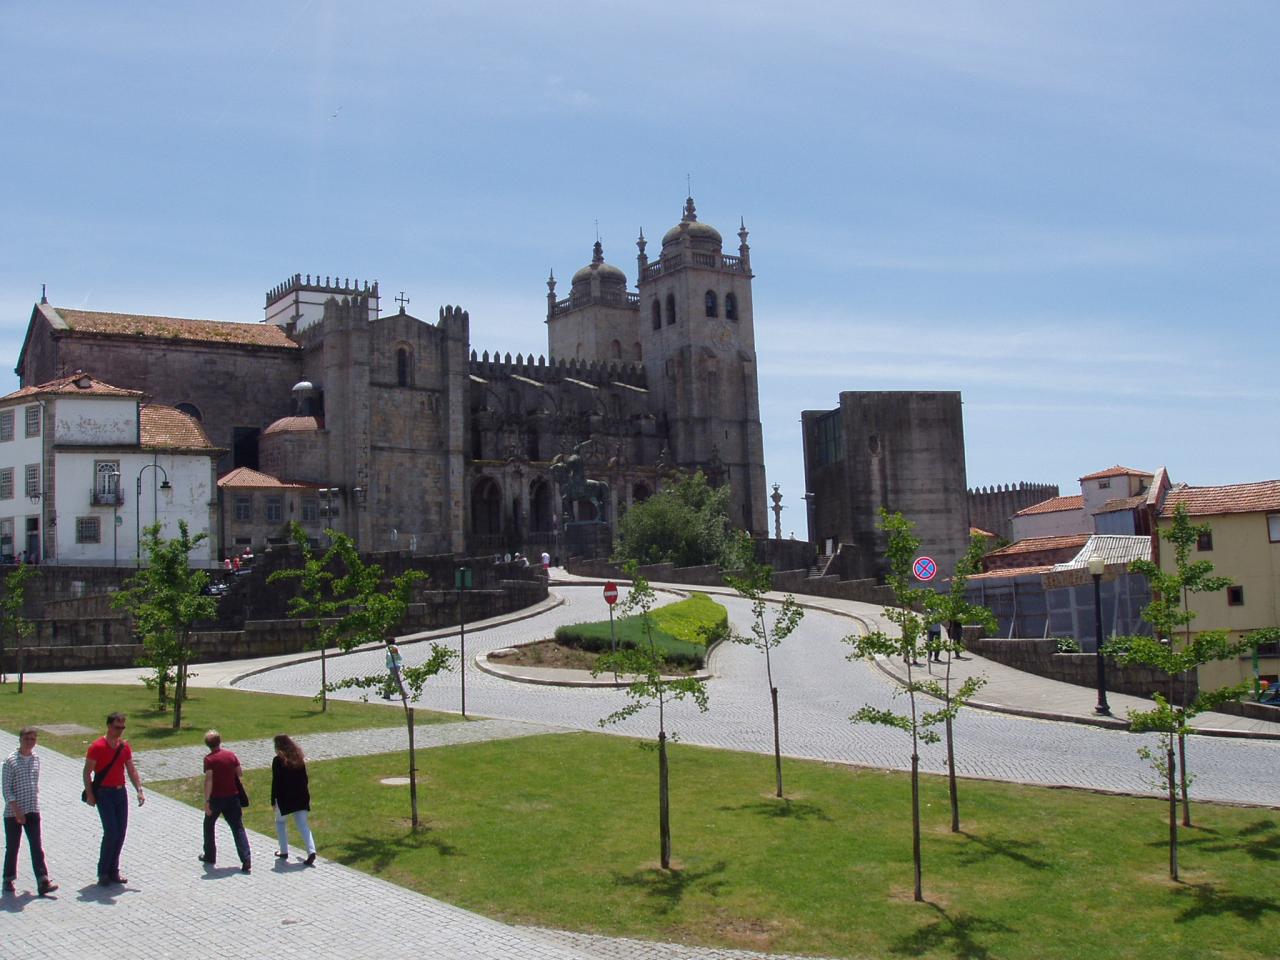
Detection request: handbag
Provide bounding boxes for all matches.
[82,742,125,804]
[236,777,250,808]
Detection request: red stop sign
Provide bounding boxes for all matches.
[603,581,618,605]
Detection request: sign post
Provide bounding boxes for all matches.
[455,566,473,717]
[603,581,619,674]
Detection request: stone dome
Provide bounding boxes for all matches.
[661,196,723,248]
[571,240,627,286]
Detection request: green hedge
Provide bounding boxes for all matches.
[554,593,728,669]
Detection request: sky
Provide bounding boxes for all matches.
[2,2,1277,539]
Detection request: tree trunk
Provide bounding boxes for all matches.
[406,704,419,829]
[1178,732,1191,827]
[1167,740,1179,881]
[911,751,923,902]
[320,646,328,713]
[770,686,783,799]
[946,714,959,833]
[173,656,186,730]
[658,731,671,869]
[16,639,24,693]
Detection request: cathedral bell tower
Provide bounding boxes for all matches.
[636,197,767,534]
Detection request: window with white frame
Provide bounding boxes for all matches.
[1269,513,1280,543]
[234,495,252,522]
[0,410,13,443]
[24,463,39,498]
[0,468,13,500]
[265,495,283,523]
[24,405,40,438]
[301,498,319,523]
[0,518,12,558]
[76,516,101,543]
[94,461,121,503]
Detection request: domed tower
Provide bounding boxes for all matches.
[637,197,767,535]
[545,240,641,363]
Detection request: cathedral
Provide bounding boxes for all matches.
[14,197,768,560]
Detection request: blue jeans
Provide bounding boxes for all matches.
[203,795,251,866]
[4,813,49,882]
[95,786,128,881]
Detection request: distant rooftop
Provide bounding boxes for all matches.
[1013,494,1085,517]
[1079,465,1153,482]
[49,306,298,349]
[1160,480,1280,518]
[1,372,142,402]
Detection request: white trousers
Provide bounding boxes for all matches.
[274,807,316,855]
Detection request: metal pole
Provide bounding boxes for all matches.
[1093,572,1111,715]
[135,474,142,566]
[457,581,467,718]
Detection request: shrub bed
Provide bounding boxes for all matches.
[553,593,728,669]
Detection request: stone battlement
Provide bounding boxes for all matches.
[266,273,379,308]
[469,350,646,388]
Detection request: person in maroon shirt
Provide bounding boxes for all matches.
[82,712,145,886]
[198,730,251,873]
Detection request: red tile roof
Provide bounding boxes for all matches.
[985,534,1090,558]
[140,405,217,451]
[968,564,1055,581]
[969,526,997,538]
[52,307,298,349]
[217,467,316,490]
[0,372,143,402]
[1079,465,1153,481]
[1097,494,1147,513]
[263,415,324,436]
[1160,481,1280,518]
[1013,494,1085,517]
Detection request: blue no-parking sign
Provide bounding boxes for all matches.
[912,556,937,582]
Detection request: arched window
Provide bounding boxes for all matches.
[174,402,202,422]
[651,300,661,331]
[704,291,718,317]
[610,339,622,360]
[665,293,676,326]
[633,341,642,360]
[396,346,413,386]
[725,292,738,321]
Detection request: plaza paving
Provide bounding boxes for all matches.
[7,578,1278,959]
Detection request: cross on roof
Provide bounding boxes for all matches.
[396,291,410,313]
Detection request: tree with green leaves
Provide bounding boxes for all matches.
[0,563,36,690]
[1111,503,1250,880]
[613,470,740,569]
[319,538,454,829]
[844,510,979,902]
[923,533,996,832]
[112,522,217,729]
[267,523,347,712]
[593,563,709,869]
[726,553,803,799]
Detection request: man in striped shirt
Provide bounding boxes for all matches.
[3,726,57,896]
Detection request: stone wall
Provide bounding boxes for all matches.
[963,636,1197,704]
[967,482,1058,541]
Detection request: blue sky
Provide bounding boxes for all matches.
[2,2,1276,537]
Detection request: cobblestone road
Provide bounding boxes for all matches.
[238,583,1280,807]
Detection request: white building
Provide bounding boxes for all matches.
[0,373,221,566]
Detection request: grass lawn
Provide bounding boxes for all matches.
[0,682,459,753]
[555,593,728,667]
[153,731,1278,960]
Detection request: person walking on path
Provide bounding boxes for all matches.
[198,730,252,873]
[3,726,58,895]
[82,711,144,886]
[270,734,316,866]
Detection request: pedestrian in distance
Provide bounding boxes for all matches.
[271,735,316,866]
[83,711,145,886]
[198,730,252,874]
[928,622,944,663]
[3,727,58,895]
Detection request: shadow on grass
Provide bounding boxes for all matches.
[1175,882,1280,924]
[715,798,833,822]
[952,831,1051,872]
[1180,819,1280,863]
[332,828,460,874]
[611,860,728,915]
[890,903,1015,960]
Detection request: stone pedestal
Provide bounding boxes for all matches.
[563,521,612,561]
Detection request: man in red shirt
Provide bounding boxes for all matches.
[82,712,145,886]
[199,730,251,873]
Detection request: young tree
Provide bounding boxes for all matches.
[923,533,996,832]
[844,510,969,902]
[320,538,454,829]
[593,564,709,869]
[1111,504,1249,880]
[726,552,803,798]
[113,522,217,729]
[268,523,346,712]
[0,564,36,690]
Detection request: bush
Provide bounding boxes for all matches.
[554,593,728,669]
[1055,636,1082,654]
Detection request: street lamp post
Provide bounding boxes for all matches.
[135,463,172,566]
[109,469,121,567]
[1089,555,1111,716]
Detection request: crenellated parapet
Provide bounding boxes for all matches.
[468,350,647,388]
[967,481,1060,540]
[266,273,378,308]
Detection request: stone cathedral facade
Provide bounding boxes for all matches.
[15,197,768,560]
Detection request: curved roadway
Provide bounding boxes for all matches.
[236,583,1280,807]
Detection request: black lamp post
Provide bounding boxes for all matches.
[1089,555,1111,716]
[135,463,172,566]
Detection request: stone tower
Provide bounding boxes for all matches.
[545,241,641,363]
[636,197,767,534]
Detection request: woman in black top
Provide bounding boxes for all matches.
[270,735,316,865]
